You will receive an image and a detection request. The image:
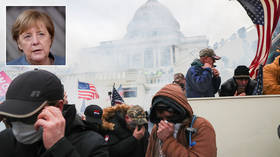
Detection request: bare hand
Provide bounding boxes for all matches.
[234,90,246,96]
[212,68,220,77]
[239,92,246,96]
[202,63,212,69]
[63,91,68,104]
[133,125,145,140]
[157,120,174,141]
[34,106,65,149]
[81,114,86,120]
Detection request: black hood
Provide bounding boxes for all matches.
[149,96,189,124]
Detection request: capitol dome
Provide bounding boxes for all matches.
[125,0,183,39]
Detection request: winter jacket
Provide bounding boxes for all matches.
[219,78,257,96]
[146,84,217,157]
[263,55,280,94]
[102,104,149,157]
[185,59,221,98]
[0,104,109,157]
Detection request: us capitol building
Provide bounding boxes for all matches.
[72,0,209,109]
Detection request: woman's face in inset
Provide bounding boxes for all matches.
[17,21,52,65]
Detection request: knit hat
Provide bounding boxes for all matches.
[234,65,250,79]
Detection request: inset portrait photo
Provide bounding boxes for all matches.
[6,6,66,65]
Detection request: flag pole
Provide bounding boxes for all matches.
[111,83,115,106]
[80,99,86,113]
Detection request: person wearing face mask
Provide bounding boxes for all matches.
[7,9,65,65]
[0,69,109,157]
[101,104,149,157]
[185,48,221,98]
[146,83,217,157]
[219,65,257,96]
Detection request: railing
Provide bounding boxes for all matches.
[188,95,280,157]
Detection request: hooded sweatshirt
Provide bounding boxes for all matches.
[146,84,217,157]
[263,55,280,94]
[185,59,221,98]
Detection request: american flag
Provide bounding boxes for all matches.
[237,0,280,78]
[111,86,124,106]
[117,84,124,97]
[78,81,99,100]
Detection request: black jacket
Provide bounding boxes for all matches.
[105,112,149,157]
[0,104,109,157]
[219,78,257,96]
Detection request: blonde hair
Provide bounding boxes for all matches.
[12,9,55,48]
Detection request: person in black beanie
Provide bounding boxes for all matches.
[219,65,257,96]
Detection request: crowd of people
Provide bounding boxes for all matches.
[0,46,279,156]
[0,68,218,157]
[176,47,280,98]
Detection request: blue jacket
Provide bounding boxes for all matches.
[7,52,65,65]
[185,59,221,98]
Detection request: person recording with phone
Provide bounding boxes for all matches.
[101,104,149,157]
[146,84,217,157]
[219,65,257,96]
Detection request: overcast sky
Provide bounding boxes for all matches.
[67,0,253,52]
